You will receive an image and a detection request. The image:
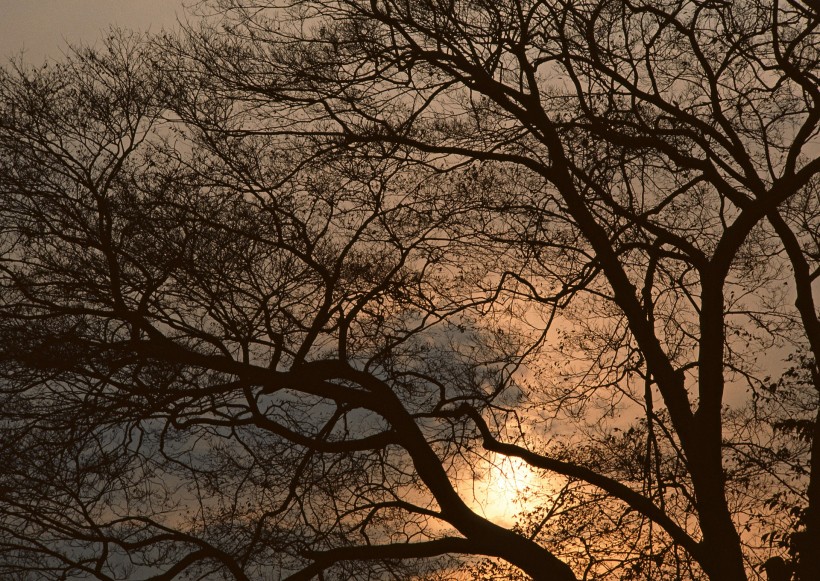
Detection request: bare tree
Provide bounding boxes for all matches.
[1,0,819,579]
[157,0,819,579]
[0,33,573,581]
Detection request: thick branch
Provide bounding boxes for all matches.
[287,538,477,581]
[456,404,705,562]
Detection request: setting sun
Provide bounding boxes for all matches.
[473,455,541,524]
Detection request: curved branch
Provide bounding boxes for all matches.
[455,404,705,562]
[286,537,478,581]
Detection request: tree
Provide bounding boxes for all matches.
[1,0,819,579]
[0,34,575,581]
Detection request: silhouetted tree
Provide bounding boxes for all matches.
[1,0,819,579]
[0,33,575,581]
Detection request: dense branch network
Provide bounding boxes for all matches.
[0,1,819,580]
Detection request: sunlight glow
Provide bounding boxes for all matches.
[472,455,542,524]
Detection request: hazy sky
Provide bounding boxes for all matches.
[1,0,188,62]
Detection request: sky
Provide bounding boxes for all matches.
[0,0,188,62]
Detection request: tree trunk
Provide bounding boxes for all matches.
[794,402,820,581]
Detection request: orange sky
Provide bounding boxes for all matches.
[0,0,187,62]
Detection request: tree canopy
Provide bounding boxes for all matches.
[1,1,819,580]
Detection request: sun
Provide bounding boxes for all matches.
[472,454,540,524]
